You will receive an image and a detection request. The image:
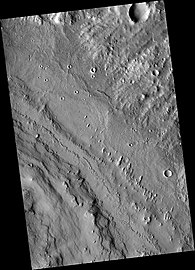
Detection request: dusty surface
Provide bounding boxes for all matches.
[1,1,194,269]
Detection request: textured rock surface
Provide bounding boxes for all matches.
[1,1,194,269]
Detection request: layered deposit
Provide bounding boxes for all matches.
[1,1,194,269]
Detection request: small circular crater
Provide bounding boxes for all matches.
[90,67,97,74]
[163,169,173,178]
[152,69,159,76]
[129,4,140,23]
[128,3,150,23]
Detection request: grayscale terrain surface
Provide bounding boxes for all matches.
[1,1,194,269]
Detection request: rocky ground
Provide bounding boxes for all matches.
[1,1,194,269]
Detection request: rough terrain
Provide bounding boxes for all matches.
[1,1,194,269]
